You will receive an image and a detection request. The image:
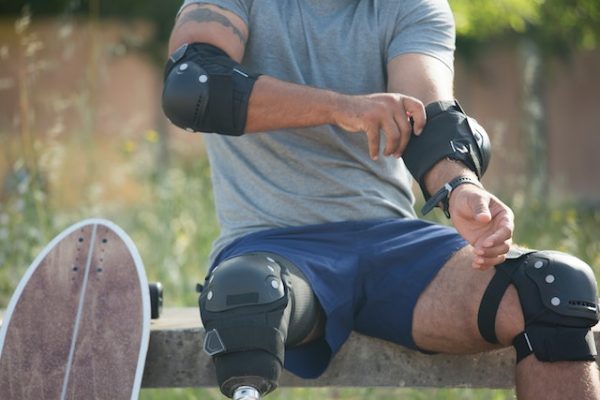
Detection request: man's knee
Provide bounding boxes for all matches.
[199,252,322,398]
[478,248,599,363]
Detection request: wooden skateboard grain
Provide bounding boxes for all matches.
[0,226,94,399]
[0,220,149,400]
[64,224,144,399]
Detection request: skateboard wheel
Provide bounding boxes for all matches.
[149,282,163,319]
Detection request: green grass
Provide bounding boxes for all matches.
[139,387,516,400]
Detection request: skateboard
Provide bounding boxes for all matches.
[0,218,162,400]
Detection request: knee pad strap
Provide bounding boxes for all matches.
[513,326,597,363]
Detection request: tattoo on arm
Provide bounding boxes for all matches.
[175,6,247,45]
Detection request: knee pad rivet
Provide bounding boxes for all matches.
[534,260,545,269]
[199,74,208,83]
[551,297,561,306]
[179,63,188,71]
[545,275,555,284]
[207,290,214,301]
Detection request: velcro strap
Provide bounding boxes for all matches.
[512,331,534,363]
[478,266,514,344]
[214,325,285,365]
[514,326,597,363]
[206,74,235,134]
[421,175,482,217]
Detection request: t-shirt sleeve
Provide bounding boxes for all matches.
[177,0,250,26]
[387,0,456,72]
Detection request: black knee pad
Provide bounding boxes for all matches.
[199,252,322,398]
[478,249,599,363]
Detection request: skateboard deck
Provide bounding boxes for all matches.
[0,218,151,400]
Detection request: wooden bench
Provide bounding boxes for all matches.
[141,308,600,389]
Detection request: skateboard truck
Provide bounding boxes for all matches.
[233,386,261,400]
[149,282,163,319]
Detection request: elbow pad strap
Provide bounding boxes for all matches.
[403,100,491,198]
[162,42,260,136]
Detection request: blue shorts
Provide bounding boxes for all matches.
[211,218,467,379]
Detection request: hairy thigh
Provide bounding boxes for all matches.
[412,245,524,353]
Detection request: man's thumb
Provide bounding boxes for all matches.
[473,196,492,222]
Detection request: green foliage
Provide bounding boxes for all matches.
[0,0,181,24]
[534,0,600,53]
[450,0,541,39]
[450,0,600,54]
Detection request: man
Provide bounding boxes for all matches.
[162,1,600,399]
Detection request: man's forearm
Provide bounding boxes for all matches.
[244,75,427,161]
[245,76,343,133]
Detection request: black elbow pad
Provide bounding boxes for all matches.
[161,43,260,136]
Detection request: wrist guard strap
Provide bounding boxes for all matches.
[421,175,483,217]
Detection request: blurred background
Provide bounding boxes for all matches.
[0,0,599,399]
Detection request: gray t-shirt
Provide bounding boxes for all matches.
[178,0,456,262]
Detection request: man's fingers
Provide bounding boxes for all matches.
[393,111,412,157]
[472,253,507,270]
[365,126,380,160]
[475,240,511,258]
[483,225,513,247]
[471,194,492,222]
[380,120,401,157]
[472,239,510,269]
[403,97,426,135]
[357,94,427,159]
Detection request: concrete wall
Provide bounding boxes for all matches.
[455,44,600,203]
[141,308,600,388]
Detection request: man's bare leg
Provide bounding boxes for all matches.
[411,246,600,400]
[516,357,599,400]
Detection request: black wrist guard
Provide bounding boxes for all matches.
[403,100,491,198]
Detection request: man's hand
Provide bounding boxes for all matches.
[448,184,514,270]
[333,93,426,160]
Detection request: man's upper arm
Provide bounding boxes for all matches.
[168,3,248,62]
[385,0,455,104]
[386,53,454,105]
